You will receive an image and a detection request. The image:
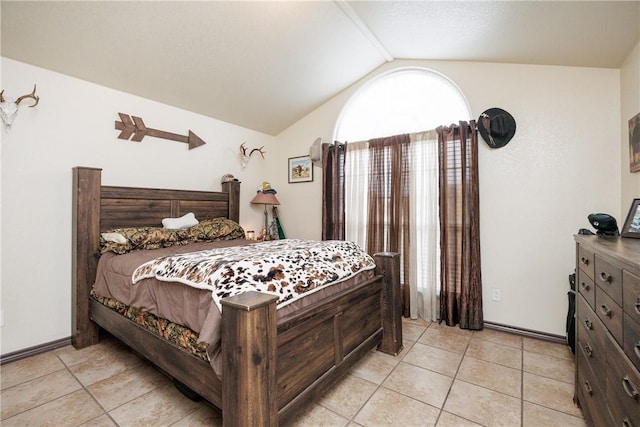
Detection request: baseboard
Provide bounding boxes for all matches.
[483,321,566,344]
[0,323,567,364]
[0,337,72,365]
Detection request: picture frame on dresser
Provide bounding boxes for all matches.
[621,198,640,238]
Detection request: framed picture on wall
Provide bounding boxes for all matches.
[621,198,640,238]
[288,155,313,183]
[629,112,640,173]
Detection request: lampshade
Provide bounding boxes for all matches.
[250,192,280,205]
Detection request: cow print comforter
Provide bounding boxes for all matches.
[132,239,376,310]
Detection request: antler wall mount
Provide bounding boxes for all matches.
[115,113,206,150]
[0,84,40,129]
[239,142,265,169]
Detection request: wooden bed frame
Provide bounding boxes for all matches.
[72,166,403,426]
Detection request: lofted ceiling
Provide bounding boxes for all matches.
[2,1,639,136]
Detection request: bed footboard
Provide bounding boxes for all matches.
[219,252,402,427]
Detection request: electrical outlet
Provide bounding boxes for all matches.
[491,288,501,302]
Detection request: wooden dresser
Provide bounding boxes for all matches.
[574,234,640,426]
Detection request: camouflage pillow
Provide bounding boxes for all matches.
[100,227,191,254]
[188,217,245,242]
[100,237,133,255]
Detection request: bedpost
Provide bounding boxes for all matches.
[374,252,403,355]
[221,180,240,223]
[221,291,279,427]
[72,167,102,348]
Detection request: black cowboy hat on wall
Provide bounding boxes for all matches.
[477,108,517,149]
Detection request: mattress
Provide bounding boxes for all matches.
[92,238,375,373]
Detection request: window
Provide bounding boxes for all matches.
[335,67,470,142]
[335,67,471,321]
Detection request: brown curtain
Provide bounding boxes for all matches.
[321,142,346,240]
[437,121,483,330]
[366,134,411,315]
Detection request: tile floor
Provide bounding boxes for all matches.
[1,319,585,426]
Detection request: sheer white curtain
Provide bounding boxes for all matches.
[408,130,440,321]
[344,141,370,247]
[344,131,440,321]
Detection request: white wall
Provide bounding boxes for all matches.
[274,59,621,336]
[0,58,274,354]
[621,41,640,214]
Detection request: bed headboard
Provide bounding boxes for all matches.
[100,181,239,230]
[71,166,240,348]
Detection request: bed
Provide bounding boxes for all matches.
[71,166,403,426]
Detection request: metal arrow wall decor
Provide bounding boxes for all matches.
[115,113,206,150]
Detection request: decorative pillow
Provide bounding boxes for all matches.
[101,232,128,244]
[100,238,133,255]
[100,226,190,254]
[100,218,244,254]
[188,217,245,242]
[162,212,199,230]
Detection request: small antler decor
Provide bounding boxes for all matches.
[0,84,40,129]
[239,142,266,169]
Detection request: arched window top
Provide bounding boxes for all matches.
[334,67,471,142]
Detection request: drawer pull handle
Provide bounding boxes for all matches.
[623,417,633,427]
[584,380,593,396]
[599,271,612,283]
[580,282,590,292]
[635,342,640,359]
[584,343,593,357]
[600,305,612,318]
[622,376,639,401]
[583,318,593,330]
[580,257,590,266]
[635,300,640,315]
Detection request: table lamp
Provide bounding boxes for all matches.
[250,191,280,240]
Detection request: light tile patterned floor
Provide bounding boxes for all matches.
[0,319,586,426]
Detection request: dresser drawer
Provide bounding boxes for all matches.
[624,313,640,372]
[577,314,607,390]
[577,269,595,309]
[624,271,640,325]
[576,346,613,427]
[606,332,640,427]
[596,288,623,345]
[594,288,622,345]
[595,255,623,305]
[578,245,595,281]
[577,294,607,349]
